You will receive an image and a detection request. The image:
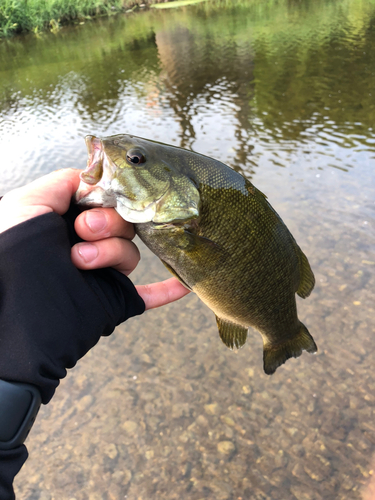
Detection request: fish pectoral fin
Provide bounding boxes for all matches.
[160,259,192,291]
[294,242,315,299]
[177,230,224,265]
[216,316,248,349]
[263,322,317,375]
[183,230,221,251]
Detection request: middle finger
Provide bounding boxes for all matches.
[71,237,141,276]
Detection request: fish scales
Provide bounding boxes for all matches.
[75,134,317,375]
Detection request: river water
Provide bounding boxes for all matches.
[1,0,375,499]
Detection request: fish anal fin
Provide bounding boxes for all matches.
[263,322,317,375]
[294,243,315,299]
[161,259,192,291]
[216,316,248,349]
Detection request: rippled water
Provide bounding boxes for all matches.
[1,0,375,499]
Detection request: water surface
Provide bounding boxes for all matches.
[1,0,375,499]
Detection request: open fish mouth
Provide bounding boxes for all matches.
[74,135,169,223]
[74,186,117,207]
[75,135,120,208]
[81,135,104,186]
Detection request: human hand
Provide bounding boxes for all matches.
[71,198,190,309]
[0,168,190,309]
[0,168,81,233]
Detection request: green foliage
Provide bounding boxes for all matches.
[0,0,125,37]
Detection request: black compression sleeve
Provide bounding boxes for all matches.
[0,208,145,499]
[0,208,145,402]
[0,447,28,500]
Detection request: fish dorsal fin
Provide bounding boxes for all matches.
[263,322,317,375]
[245,180,268,200]
[293,242,315,299]
[216,316,248,349]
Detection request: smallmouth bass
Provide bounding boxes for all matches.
[75,134,317,375]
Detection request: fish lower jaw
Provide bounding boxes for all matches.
[75,182,160,222]
[115,199,158,223]
[75,185,117,208]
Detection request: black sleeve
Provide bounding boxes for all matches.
[0,206,145,499]
[0,448,28,500]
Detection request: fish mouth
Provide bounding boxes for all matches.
[75,135,116,206]
[81,135,104,185]
[74,135,167,222]
[74,186,117,207]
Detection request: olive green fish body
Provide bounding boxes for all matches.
[135,162,315,364]
[75,134,316,374]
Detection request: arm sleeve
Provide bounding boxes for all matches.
[0,206,145,498]
[0,448,28,500]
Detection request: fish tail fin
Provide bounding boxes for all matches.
[263,322,317,375]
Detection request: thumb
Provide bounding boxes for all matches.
[0,169,81,234]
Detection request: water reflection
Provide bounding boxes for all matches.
[0,0,375,499]
[1,0,374,192]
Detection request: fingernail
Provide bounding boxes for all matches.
[78,243,98,263]
[85,210,107,233]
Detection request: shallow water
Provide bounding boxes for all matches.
[1,0,375,498]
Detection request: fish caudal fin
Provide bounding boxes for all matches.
[216,316,248,349]
[263,323,317,375]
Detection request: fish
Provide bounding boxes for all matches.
[75,134,317,375]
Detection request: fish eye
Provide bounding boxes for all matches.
[126,149,146,166]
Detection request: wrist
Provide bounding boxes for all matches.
[0,380,41,450]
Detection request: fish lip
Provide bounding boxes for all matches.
[80,135,104,185]
[75,186,165,217]
[113,190,164,213]
[85,135,102,158]
[74,185,117,207]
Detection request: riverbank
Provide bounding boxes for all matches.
[0,0,280,38]
[0,0,156,38]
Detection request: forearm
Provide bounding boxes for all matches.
[0,206,144,497]
[0,208,144,400]
[0,448,28,500]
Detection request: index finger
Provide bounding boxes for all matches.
[135,277,191,310]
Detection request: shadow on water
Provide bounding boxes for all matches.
[1,0,375,499]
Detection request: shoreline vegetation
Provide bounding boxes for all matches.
[0,0,207,38]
